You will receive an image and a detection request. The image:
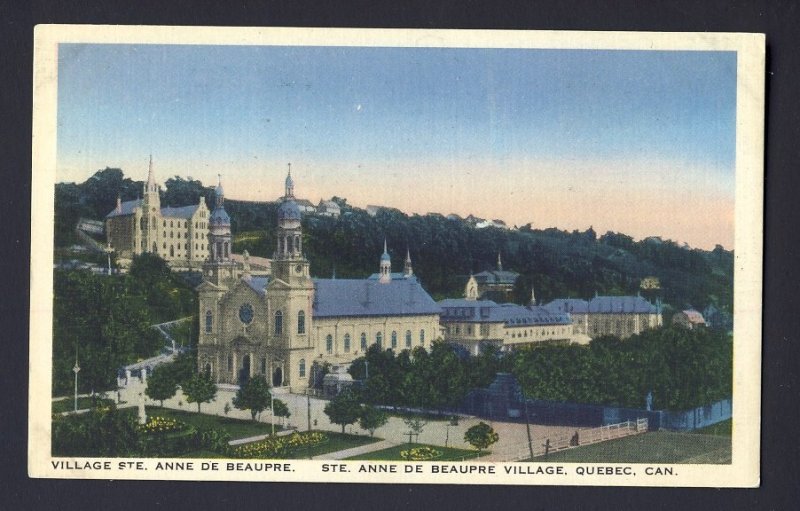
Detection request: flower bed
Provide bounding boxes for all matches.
[400,446,442,461]
[139,416,186,434]
[231,432,328,459]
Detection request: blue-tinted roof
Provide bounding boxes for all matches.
[210,207,231,225]
[542,299,589,314]
[106,199,142,218]
[367,272,413,281]
[543,296,657,314]
[438,298,571,326]
[312,278,440,318]
[278,199,301,221]
[244,276,270,296]
[161,204,200,219]
[106,200,201,220]
[588,296,657,313]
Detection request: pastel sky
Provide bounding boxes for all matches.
[56,44,737,249]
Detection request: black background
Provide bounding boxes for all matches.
[2,1,798,509]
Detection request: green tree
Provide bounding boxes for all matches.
[402,417,427,444]
[464,422,499,453]
[323,390,362,433]
[232,375,272,422]
[272,398,291,427]
[359,405,388,437]
[145,365,178,407]
[52,405,140,457]
[182,372,217,413]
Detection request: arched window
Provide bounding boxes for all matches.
[274,310,283,335]
[344,334,351,353]
[204,363,212,377]
[227,355,233,372]
[360,333,367,352]
[391,331,397,349]
[297,311,305,334]
[139,217,145,230]
[326,334,333,354]
[170,220,173,227]
[205,311,212,333]
[376,332,382,348]
[405,330,412,348]
[170,245,175,257]
[420,329,425,345]
[299,359,306,378]
[261,358,267,374]
[163,220,166,227]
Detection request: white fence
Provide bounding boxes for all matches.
[491,418,648,462]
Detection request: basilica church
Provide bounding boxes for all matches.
[196,170,441,391]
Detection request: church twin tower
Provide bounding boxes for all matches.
[196,167,440,390]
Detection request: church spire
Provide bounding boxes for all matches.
[403,247,413,277]
[529,286,536,306]
[146,154,157,193]
[379,239,391,283]
[285,163,294,198]
[497,251,503,272]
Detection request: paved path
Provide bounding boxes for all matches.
[112,381,587,458]
[312,439,396,460]
[229,429,297,446]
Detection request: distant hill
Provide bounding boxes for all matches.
[55,168,733,313]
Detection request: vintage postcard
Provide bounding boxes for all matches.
[29,26,764,486]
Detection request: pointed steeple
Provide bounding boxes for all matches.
[146,154,157,192]
[497,251,503,272]
[379,238,391,283]
[285,163,294,198]
[115,194,122,213]
[403,247,413,277]
[529,286,536,306]
[215,174,225,209]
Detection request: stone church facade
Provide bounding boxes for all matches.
[105,156,210,267]
[196,170,441,391]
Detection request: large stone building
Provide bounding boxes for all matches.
[542,295,663,339]
[105,156,210,267]
[196,170,441,391]
[439,298,574,355]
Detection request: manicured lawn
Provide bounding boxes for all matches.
[146,407,281,440]
[347,443,484,461]
[52,397,114,414]
[286,432,381,459]
[529,431,731,464]
[691,419,731,436]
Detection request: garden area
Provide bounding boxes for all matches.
[52,397,114,414]
[51,402,382,460]
[145,407,281,440]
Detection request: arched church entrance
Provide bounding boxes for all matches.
[238,355,251,385]
[272,366,283,387]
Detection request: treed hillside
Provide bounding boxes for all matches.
[55,168,733,311]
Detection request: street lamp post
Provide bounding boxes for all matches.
[72,355,81,413]
[270,390,275,436]
[104,242,114,275]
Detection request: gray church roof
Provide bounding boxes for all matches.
[161,204,201,219]
[238,275,439,318]
[244,276,270,295]
[543,296,657,314]
[106,199,142,218]
[106,200,201,220]
[438,298,571,326]
[312,278,440,318]
[367,272,413,281]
